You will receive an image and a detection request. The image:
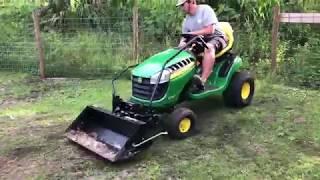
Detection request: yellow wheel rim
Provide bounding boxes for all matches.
[179,118,191,133]
[241,82,251,100]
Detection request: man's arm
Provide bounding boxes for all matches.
[190,25,214,35]
[179,19,188,47]
[179,24,214,47]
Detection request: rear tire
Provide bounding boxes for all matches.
[164,107,196,139]
[223,71,255,107]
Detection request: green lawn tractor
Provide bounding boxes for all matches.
[65,22,255,162]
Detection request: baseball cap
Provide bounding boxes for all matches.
[176,0,187,7]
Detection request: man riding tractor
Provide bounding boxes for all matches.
[177,0,228,91]
[65,0,255,163]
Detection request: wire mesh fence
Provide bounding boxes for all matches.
[0,42,37,72]
[0,1,255,77]
[0,0,43,7]
[0,14,38,74]
[0,2,319,88]
[0,14,272,77]
[41,16,135,77]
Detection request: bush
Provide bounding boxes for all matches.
[43,31,134,77]
[278,36,320,89]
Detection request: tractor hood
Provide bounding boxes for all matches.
[132,48,194,78]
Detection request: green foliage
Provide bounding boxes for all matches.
[0,4,34,42]
[49,0,70,13]
[0,0,45,7]
[72,0,133,18]
[43,32,134,77]
[278,35,320,89]
[283,0,320,11]
[140,2,183,41]
[0,0,319,89]
[0,4,38,74]
[235,27,271,63]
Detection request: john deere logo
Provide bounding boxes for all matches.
[137,77,143,83]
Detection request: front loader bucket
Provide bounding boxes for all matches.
[65,106,147,162]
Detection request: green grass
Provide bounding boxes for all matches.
[0,72,319,179]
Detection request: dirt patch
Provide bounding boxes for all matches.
[296,140,320,156]
[0,84,44,108]
[255,96,280,106]
[15,90,42,104]
[8,145,44,160]
[294,116,306,124]
[0,115,15,121]
[214,123,241,147]
[0,156,16,177]
[0,157,45,179]
[0,145,48,178]
[23,76,42,84]
[248,142,267,155]
[0,114,70,136]
[0,92,41,108]
[43,124,69,142]
[264,115,277,124]
[46,132,65,141]
[0,97,18,108]
[0,87,5,93]
[25,90,42,102]
[0,157,9,169]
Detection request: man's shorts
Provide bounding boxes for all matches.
[207,36,228,53]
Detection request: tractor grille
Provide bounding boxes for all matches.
[168,58,193,72]
[132,76,169,101]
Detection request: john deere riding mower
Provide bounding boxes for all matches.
[66,22,255,162]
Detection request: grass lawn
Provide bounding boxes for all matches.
[0,71,319,179]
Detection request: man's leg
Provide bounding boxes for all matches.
[193,39,220,91]
[193,37,227,91]
[201,43,215,83]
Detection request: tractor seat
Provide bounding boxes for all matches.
[196,22,234,60]
[215,22,234,58]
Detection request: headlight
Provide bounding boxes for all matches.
[150,69,171,84]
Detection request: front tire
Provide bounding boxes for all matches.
[164,107,197,139]
[223,71,255,107]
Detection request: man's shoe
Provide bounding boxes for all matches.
[192,74,205,91]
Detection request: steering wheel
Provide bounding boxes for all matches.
[180,33,209,49]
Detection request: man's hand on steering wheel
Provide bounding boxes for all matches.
[181,34,209,49]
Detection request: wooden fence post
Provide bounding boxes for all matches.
[271,5,280,73]
[32,11,46,79]
[132,0,139,63]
